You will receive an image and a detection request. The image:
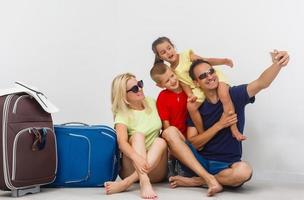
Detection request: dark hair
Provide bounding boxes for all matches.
[151,36,175,64]
[189,59,212,80]
[150,63,170,83]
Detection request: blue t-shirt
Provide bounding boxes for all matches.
[187,84,255,163]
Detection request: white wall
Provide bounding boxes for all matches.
[1,0,304,182]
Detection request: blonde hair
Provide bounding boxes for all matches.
[111,73,151,118]
[150,62,170,83]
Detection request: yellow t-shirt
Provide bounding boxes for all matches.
[173,49,229,102]
[114,97,162,149]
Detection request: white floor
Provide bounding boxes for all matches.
[1,179,304,200]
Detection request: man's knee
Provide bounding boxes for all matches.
[232,162,253,186]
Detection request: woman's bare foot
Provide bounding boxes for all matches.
[140,176,157,199]
[205,176,223,197]
[169,176,204,188]
[104,180,131,194]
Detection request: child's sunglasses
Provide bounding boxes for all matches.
[198,67,215,80]
[127,80,144,93]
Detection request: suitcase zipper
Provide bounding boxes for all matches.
[12,95,32,114]
[2,94,15,189]
[64,134,91,184]
[2,95,58,190]
[11,127,55,181]
[99,127,118,182]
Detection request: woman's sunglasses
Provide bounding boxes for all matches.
[198,67,215,80]
[127,80,144,93]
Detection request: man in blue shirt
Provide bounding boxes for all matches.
[169,50,289,188]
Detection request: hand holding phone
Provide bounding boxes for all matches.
[270,49,279,63]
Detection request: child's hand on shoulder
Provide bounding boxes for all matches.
[224,58,234,68]
[187,94,197,103]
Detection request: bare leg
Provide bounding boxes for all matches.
[104,162,137,195]
[145,138,168,183]
[169,176,205,188]
[105,135,167,198]
[215,161,253,187]
[127,133,156,199]
[218,82,246,141]
[170,161,253,189]
[162,127,222,196]
[187,101,204,134]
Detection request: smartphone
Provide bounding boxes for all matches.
[270,50,283,63]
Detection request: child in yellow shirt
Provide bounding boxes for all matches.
[151,37,246,141]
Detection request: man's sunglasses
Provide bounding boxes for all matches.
[127,80,144,93]
[198,67,215,80]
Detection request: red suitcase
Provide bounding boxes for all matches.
[0,91,57,197]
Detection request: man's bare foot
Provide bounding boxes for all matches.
[231,124,247,141]
[104,180,131,194]
[205,176,223,197]
[169,176,204,188]
[140,176,157,199]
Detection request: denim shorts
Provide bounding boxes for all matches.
[176,141,233,176]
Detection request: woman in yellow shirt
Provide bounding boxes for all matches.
[105,73,167,199]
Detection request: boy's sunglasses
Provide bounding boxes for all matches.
[127,80,144,93]
[198,67,215,80]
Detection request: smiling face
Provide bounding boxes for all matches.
[155,41,178,64]
[126,77,145,103]
[193,62,219,92]
[156,68,180,92]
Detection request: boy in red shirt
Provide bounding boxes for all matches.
[150,63,236,195]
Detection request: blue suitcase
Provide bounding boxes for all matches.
[50,123,119,187]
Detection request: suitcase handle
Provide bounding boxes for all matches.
[60,122,90,126]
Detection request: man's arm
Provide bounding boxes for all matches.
[187,112,238,149]
[247,51,289,98]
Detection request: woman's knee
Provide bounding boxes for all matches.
[129,133,145,145]
[154,137,167,150]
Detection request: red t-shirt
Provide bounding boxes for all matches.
[156,89,188,137]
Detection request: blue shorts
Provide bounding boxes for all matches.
[177,141,233,176]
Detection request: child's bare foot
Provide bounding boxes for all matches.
[169,176,204,188]
[104,180,131,194]
[205,176,223,197]
[231,124,247,141]
[140,176,157,199]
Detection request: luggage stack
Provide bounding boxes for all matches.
[0,82,119,197]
